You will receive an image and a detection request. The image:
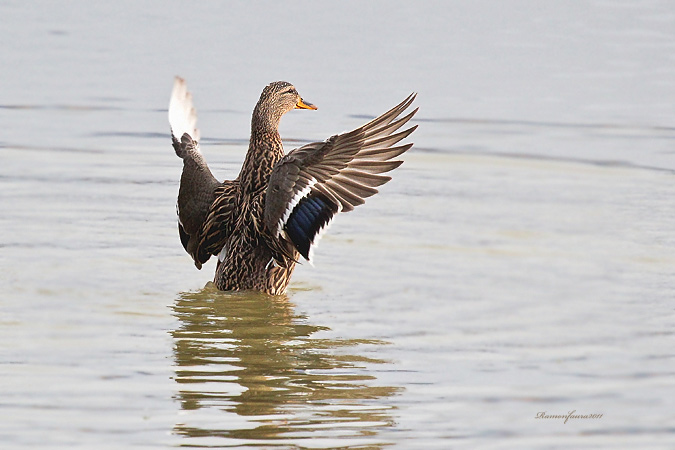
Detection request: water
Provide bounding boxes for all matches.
[1,1,675,448]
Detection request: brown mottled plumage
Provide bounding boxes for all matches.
[170,77,417,295]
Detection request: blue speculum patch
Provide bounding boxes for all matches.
[285,193,336,260]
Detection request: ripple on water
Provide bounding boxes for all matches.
[170,285,403,447]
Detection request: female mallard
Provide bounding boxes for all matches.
[170,78,417,295]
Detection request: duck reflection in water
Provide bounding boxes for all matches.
[171,285,401,445]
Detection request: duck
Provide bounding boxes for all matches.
[169,77,417,295]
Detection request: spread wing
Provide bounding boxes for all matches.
[170,76,238,269]
[194,180,238,265]
[264,94,417,263]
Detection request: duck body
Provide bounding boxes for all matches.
[214,115,296,294]
[169,78,417,295]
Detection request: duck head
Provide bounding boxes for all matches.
[252,81,316,132]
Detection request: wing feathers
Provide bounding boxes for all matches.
[194,180,238,265]
[312,184,343,211]
[359,93,416,133]
[339,169,392,187]
[347,159,405,174]
[331,174,379,199]
[324,179,365,210]
[264,93,418,263]
[172,77,234,268]
[361,124,418,151]
[362,108,419,142]
[284,193,339,260]
[169,77,200,144]
[356,144,411,161]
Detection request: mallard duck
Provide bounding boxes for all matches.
[170,77,417,295]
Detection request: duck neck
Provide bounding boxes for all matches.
[251,102,283,133]
[239,121,285,194]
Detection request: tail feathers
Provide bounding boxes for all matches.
[169,76,200,144]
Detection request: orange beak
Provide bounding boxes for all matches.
[295,98,317,110]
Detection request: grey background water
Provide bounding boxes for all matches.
[1,1,674,449]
